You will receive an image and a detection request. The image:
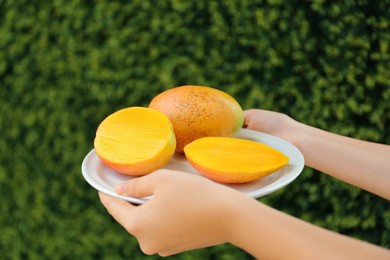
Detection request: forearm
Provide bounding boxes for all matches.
[297,123,390,199]
[228,199,390,260]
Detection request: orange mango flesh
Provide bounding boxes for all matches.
[94,107,176,176]
[184,137,289,184]
[149,85,243,153]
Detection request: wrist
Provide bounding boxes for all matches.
[223,194,265,254]
[279,115,309,152]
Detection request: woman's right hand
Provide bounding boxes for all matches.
[243,109,304,149]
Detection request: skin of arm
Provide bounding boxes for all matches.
[98,108,390,258]
[99,170,390,259]
[243,109,390,200]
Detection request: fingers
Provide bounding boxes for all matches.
[98,192,138,232]
[243,109,280,131]
[243,109,262,129]
[243,110,252,128]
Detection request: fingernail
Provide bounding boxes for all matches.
[115,183,126,194]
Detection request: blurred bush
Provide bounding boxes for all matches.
[1,0,389,259]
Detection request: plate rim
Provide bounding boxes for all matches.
[81,150,147,204]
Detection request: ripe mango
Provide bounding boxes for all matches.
[184,137,289,183]
[94,107,176,176]
[149,85,243,153]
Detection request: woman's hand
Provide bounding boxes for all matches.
[98,169,248,256]
[244,109,304,149]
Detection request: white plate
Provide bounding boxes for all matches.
[81,128,304,204]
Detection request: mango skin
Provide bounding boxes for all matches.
[149,85,244,153]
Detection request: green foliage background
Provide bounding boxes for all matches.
[1,0,389,259]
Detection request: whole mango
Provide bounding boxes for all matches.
[149,85,243,153]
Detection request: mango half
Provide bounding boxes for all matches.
[149,85,243,153]
[94,107,176,176]
[184,137,289,184]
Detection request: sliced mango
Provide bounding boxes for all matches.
[94,107,176,176]
[184,137,289,183]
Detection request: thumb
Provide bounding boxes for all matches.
[115,171,163,198]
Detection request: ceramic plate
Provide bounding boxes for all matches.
[81,128,304,204]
